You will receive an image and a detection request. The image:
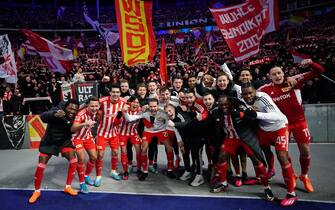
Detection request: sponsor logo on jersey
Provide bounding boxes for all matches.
[273,93,291,102]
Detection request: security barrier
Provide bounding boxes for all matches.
[304,103,335,142]
[0,103,334,150]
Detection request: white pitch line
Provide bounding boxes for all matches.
[1,187,335,204]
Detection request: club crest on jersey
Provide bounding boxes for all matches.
[281,87,291,92]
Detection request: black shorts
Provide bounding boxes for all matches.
[39,139,74,156]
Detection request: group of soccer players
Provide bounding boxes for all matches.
[29,59,324,207]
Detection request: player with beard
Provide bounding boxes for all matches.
[183,89,208,186]
[209,96,274,202]
[187,75,197,92]
[202,92,219,183]
[241,83,297,207]
[165,104,193,181]
[29,99,79,204]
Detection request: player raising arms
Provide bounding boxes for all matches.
[258,59,325,193]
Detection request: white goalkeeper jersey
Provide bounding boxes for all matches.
[245,92,288,132]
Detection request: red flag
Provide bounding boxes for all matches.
[159,39,167,85]
[115,0,156,66]
[209,0,279,62]
[291,50,310,64]
[175,33,185,44]
[20,29,73,74]
[170,45,175,65]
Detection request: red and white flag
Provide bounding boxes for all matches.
[291,50,310,63]
[21,40,38,55]
[210,0,279,62]
[159,39,168,85]
[175,34,186,44]
[115,0,156,66]
[207,31,214,50]
[21,29,73,74]
[0,34,17,83]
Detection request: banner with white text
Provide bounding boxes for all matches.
[210,0,279,62]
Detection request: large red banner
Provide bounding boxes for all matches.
[210,0,279,62]
[115,0,156,66]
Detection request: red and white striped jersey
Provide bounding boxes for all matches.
[97,97,126,138]
[119,108,141,136]
[224,114,240,140]
[72,108,95,140]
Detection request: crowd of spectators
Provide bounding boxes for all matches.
[0,3,334,116]
[0,0,324,29]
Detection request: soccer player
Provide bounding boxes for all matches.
[238,69,253,84]
[96,85,126,183]
[202,92,219,183]
[241,83,297,207]
[158,86,181,168]
[118,95,142,179]
[147,80,159,99]
[28,99,79,204]
[209,96,274,202]
[120,79,135,100]
[165,104,193,180]
[170,76,184,96]
[258,59,325,193]
[183,89,208,186]
[119,79,136,171]
[71,96,99,194]
[124,98,173,181]
[187,75,197,92]
[158,86,180,109]
[135,83,148,106]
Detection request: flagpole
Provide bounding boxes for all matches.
[96,0,100,19]
[321,74,335,84]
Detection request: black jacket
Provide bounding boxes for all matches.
[196,82,240,100]
[172,107,193,141]
[201,98,266,166]
[203,107,227,148]
[229,97,266,166]
[39,102,74,155]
